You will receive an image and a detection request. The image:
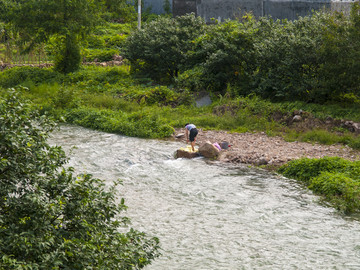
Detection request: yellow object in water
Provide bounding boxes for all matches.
[179,145,198,153]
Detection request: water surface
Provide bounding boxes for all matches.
[49,125,360,269]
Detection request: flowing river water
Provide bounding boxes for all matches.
[49,125,360,270]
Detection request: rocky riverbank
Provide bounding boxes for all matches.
[173,128,360,167]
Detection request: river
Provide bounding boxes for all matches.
[49,125,360,270]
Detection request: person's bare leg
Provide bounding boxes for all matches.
[191,140,195,152]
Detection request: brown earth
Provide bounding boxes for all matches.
[173,128,360,168]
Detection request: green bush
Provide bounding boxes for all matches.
[316,3,360,102]
[82,48,119,62]
[278,157,360,184]
[123,13,206,81]
[251,14,327,101]
[54,34,81,74]
[105,34,128,48]
[0,90,160,268]
[0,66,62,88]
[85,34,106,48]
[183,19,255,93]
[309,172,360,213]
[101,0,136,23]
[176,66,206,92]
[278,157,360,213]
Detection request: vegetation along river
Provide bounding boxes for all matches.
[49,125,360,269]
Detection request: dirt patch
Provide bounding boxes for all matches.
[173,128,360,168]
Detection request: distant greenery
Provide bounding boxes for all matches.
[0,89,160,268]
[125,4,360,104]
[278,157,360,214]
[123,14,207,81]
[0,0,136,72]
[0,0,107,73]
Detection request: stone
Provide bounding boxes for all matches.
[195,93,212,107]
[198,141,220,158]
[292,115,302,122]
[175,133,185,138]
[255,158,269,166]
[175,149,199,159]
[353,122,360,134]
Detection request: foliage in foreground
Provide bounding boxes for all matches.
[0,89,160,269]
[278,157,360,213]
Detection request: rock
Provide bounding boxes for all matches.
[195,93,212,107]
[175,149,199,159]
[342,120,360,133]
[255,158,269,166]
[292,115,302,122]
[175,133,185,138]
[353,122,360,134]
[198,141,220,158]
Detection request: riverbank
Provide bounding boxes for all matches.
[174,128,360,167]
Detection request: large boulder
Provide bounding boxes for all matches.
[175,146,199,159]
[198,141,220,159]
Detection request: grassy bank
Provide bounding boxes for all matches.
[1,65,360,148]
[278,157,360,214]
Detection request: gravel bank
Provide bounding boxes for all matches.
[174,128,360,167]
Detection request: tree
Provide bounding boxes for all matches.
[0,0,104,73]
[123,14,206,81]
[103,0,136,22]
[0,88,160,269]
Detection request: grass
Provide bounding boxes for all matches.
[0,64,360,149]
[278,157,360,214]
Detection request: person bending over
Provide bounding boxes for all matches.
[185,123,198,152]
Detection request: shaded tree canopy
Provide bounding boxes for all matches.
[0,88,160,268]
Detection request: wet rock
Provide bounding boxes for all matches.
[175,149,199,159]
[198,141,220,158]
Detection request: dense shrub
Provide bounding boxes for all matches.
[117,85,194,107]
[0,66,62,88]
[179,19,256,93]
[101,0,136,23]
[309,172,360,213]
[124,4,360,104]
[315,4,360,101]
[278,157,360,213]
[123,13,206,81]
[251,14,326,101]
[82,48,119,62]
[0,90,160,268]
[54,34,82,74]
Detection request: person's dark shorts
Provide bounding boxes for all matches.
[189,128,198,142]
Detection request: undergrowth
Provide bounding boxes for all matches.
[278,157,360,214]
[0,65,360,147]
